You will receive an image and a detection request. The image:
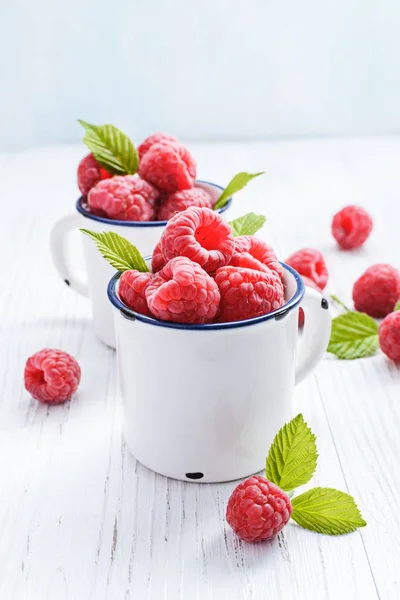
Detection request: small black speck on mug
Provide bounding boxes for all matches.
[185,472,204,480]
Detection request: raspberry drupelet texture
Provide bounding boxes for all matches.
[158,187,214,221]
[24,349,81,405]
[230,236,283,278]
[215,265,285,322]
[151,239,166,273]
[77,153,111,196]
[138,142,196,193]
[226,475,292,542]
[161,207,235,274]
[379,311,400,362]
[138,133,178,159]
[119,270,153,316]
[332,205,373,250]
[352,264,400,318]
[145,257,220,324]
[88,175,159,221]
[285,248,328,290]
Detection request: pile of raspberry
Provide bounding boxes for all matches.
[118,206,286,324]
[77,133,217,222]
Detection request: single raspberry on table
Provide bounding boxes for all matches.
[353,264,400,318]
[24,349,81,405]
[230,236,283,278]
[161,207,234,274]
[77,153,112,196]
[158,187,214,221]
[145,256,220,324]
[285,248,328,290]
[138,142,196,194]
[88,175,159,221]
[119,270,153,316]
[215,265,285,322]
[138,133,178,159]
[298,276,322,327]
[379,311,400,362]
[151,239,166,273]
[226,475,292,543]
[332,205,373,250]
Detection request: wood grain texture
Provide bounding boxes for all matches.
[1,138,399,599]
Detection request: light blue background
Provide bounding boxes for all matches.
[1,0,400,150]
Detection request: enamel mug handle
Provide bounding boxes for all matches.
[295,287,332,384]
[50,214,89,297]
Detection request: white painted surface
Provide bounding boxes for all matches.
[1,138,400,598]
[2,1,400,149]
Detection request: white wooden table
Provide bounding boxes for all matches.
[1,138,399,599]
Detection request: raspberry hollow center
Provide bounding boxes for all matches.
[341,215,352,234]
[195,224,220,251]
[31,367,46,385]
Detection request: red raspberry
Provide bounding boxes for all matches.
[77,153,112,196]
[138,142,196,193]
[230,236,283,278]
[161,207,234,274]
[158,187,213,221]
[138,133,178,159]
[298,276,322,327]
[145,257,220,324]
[332,205,373,250]
[151,239,166,273]
[24,349,81,405]
[119,270,153,316]
[226,475,292,543]
[215,265,285,322]
[88,175,159,221]
[379,311,400,362]
[352,264,400,318]
[285,248,328,290]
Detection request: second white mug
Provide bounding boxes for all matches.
[50,181,233,348]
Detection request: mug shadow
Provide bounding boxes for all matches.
[122,452,280,575]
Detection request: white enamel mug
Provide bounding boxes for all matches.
[108,262,331,483]
[50,181,233,348]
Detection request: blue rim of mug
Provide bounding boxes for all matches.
[107,262,305,330]
[76,180,232,227]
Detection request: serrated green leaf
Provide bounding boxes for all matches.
[291,487,366,535]
[80,229,149,272]
[78,120,138,175]
[229,213,266,237]
[395,301,400,311]
[327,311,379,359]
[214,172,264,210]
[266,414,318,492]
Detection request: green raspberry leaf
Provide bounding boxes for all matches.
[229,213,266,237]
[214,172,264,210]
[327,311,379,359]
[78,120,138,175]
[291,487,366,535]
[265,414,318,492]
[80,229,149,272]
[395,301,400,311]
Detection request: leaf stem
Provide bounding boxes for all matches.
[330,295,351,313]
